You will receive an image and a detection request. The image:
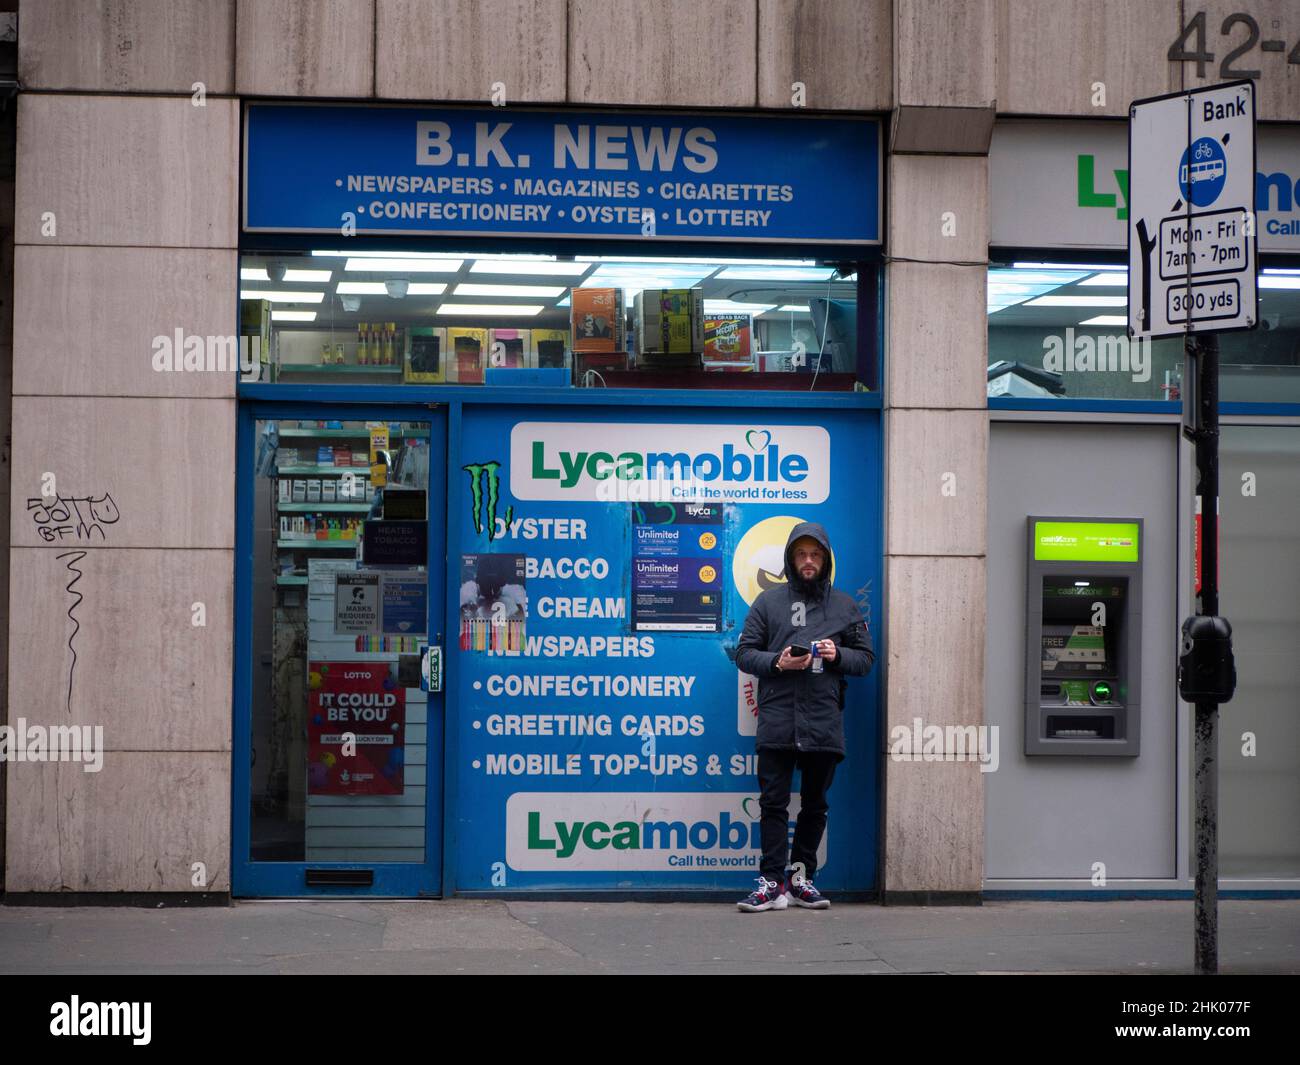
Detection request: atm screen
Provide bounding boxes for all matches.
[1041,624,1108,676]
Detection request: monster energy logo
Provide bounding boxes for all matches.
[463,461,513,542]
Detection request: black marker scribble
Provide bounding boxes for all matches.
[27,491,120,542]
[55,550,87,715]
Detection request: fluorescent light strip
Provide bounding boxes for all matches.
[1078,272,1129,286]
[241,268,333,283]
[1013,261,1121,271]
[344,258,462,272]
[454,283,567,298]
[1024,295,1127,307]
[1260,276,1300,289]
[335,282,447,295]
[777,304,810,312]
[436,304,545,316]
[312,250,466,260]
[271,310,318,322]
[469,259,591,276]
[1079,315,1129,326]
[577,255,819,266]
[715,267,837,281]
[1262,268,1300,275]
[240,289,325,304]
[705,300,776,313]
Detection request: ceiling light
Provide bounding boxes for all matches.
[1078,272,1129,286]
[240,289,325,303]
[241,268,332,283]
[435,304,545,316]
[1013,261,1120,271]
[577,255,819,266]
[715,267,837,281]
[1024,295,1127,307]
[1079,315,1129,326]
[704,300,776,313]
[454,283,567,298]
[469,259,591,276]
[343,258,462,272]
[271,310,317,322]
[336,282,447,295]
[1260,276,1300,288]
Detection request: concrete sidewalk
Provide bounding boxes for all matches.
[1,898,1297,974]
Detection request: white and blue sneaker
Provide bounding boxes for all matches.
[737,875,789,912]
[785,872,831,909]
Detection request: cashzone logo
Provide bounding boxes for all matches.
[506,792,825,871]
[509,423,830,502]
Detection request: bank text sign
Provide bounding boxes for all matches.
[1128,81,1257,339]
[244,104,881,245]
[508,422,831,503]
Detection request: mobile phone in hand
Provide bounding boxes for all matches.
[788,644,811,657]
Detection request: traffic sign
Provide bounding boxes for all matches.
[1128,81,1257,340]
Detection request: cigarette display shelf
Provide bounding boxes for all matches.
[278,502,372,513]
[278,427,427,439]
[277,539,359,550]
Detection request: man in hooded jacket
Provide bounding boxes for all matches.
[734,521,874,911]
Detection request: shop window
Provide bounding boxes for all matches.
[987,262,1300,403]
[239,250,873,391]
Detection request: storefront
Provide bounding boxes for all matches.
[232,103,885,896]
[983,119,1300,894]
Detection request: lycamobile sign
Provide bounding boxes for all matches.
[507,792,825,871]
[509,423,830,503]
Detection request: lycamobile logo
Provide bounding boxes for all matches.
[530,433,809,488]
[510,422,831,503]
[528,810,759,858]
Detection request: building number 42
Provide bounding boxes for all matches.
[1168,11,1300,81]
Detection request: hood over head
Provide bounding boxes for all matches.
[784,521,833,596]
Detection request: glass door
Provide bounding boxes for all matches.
[234,405,446,896]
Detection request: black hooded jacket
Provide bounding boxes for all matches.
[735,521,874,760]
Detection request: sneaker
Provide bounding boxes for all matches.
[737,875,788,912]
[785,872,830,909]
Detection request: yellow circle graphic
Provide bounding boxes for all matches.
[698,564,717,584]
[698,531,718,550]
[732,516,835,606]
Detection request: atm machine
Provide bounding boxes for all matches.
[1024,516,1143,756]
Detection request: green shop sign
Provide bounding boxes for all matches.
[1033,521,1139,563]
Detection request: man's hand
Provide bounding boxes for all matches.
[777,646,812,671]
[815,639,837,663]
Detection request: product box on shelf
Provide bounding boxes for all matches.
[489,328,530,368]
[634,288,703,356]
[291,480,307,503]
[572,288,625,353]
[703,314,755,370]
[306,479,322,502]
[322,481,337,503]
[404,326,447,383]
[333,446,352,467]
[531,328,569,369]
[448,327,487,384]
[316,445,334,465]
[278,479,292,503]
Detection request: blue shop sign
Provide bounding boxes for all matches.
[243,103,881,245]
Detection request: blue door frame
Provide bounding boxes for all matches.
[232,400,448,897]
[234,385,884,896]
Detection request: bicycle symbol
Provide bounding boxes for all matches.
[1195,141,1213,160]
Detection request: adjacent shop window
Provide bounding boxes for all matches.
[987,262,1300,403]
[240,250,871,390]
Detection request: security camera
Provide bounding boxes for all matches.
[267,262,287,283]
[385,278,409,299]
[339,294,361,312]
[1261,314,1280,332]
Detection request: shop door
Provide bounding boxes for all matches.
[233,405,446,896]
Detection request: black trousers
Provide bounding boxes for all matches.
[757,747,838,883]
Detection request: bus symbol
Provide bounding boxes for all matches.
[1180,158,1225,186]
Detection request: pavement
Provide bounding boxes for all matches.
[1,897,1298,974]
